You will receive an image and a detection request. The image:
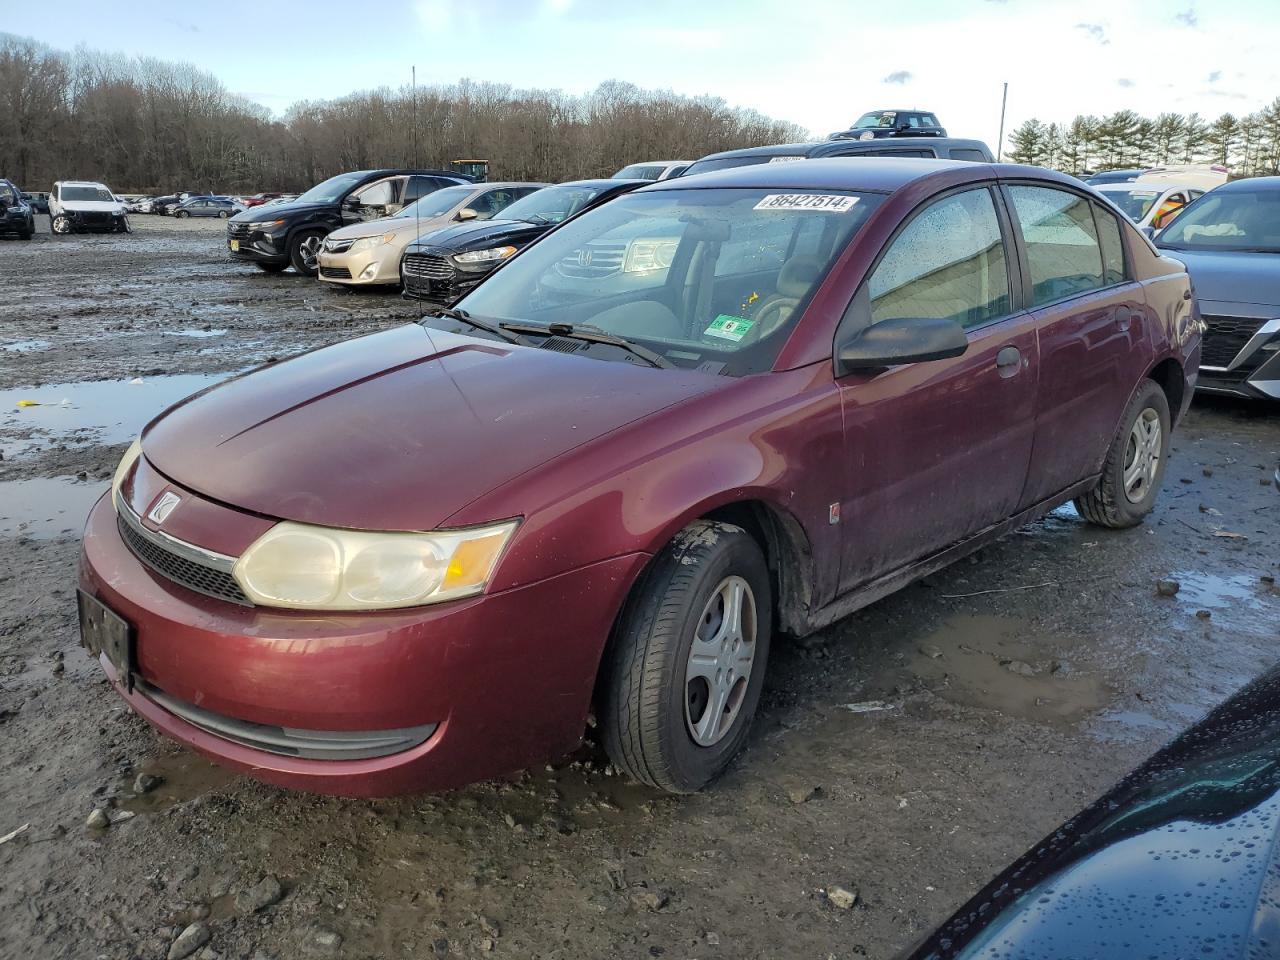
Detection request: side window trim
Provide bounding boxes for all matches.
[835,181,1021,351]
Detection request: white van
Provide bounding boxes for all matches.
[48,180,131,234]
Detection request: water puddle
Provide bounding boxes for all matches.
[1170,571,1274,611]
[908,614,1112,725]
[164,328,228,339]
[1,339,51,353]
[0,372,232,454]
[0,475,108,538]
[116,750,238,815]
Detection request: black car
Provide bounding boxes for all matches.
[0,179,35,239]
[682,137,993,177]
[227,169,468,276]
[829,109,947,140]
[400,179,644,303]
[1151,176,1280,400]
[20,191,49,214]
[907,662,1280,959]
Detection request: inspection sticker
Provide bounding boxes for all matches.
[705,315,754,342]
[754,194,858,212]
[767,156,807,164]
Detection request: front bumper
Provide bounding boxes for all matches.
[401,247,493,303]
[78,493,646,796]
[1196,313,1280,400]
[317,244,400,286]
[227,224,288,265]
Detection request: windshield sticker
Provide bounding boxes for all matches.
[754,194,858,212]
[767,156,807,164]
[1130,190,1160,198]
[706,315,754,342]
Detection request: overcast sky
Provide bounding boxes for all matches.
[8,0,1279,147]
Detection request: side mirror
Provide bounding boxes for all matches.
[343,197,363,211]
[836,316,968,374]
[456,207,478,221]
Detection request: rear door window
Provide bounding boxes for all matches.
[868,187,1011,329]
[1007,185,1105,306]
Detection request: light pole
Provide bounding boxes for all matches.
[997,82,1008,162]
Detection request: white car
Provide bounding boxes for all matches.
[48,180,130,234]
[612,160,692,181]
[1094,164,1229,232]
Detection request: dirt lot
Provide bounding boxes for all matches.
[1,215,1277,960]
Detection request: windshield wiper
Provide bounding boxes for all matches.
[422,306,526,345]
[501,321,672,369]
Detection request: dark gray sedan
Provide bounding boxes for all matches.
[173,198,238,219]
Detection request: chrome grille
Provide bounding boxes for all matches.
[116,500,250,606]
[556,242,627,278]
[1201,314,1267,369]
[227,222,251,239]
[322,237,354,253]
[403,253,455,281]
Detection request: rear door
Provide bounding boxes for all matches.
[834,185,1039,590]
[1001,182,1149,506]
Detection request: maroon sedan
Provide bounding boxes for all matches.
[79,159,1200,796]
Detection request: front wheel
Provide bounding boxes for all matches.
[175,210,189,219]
[1074,379,1172,528]
[289,230,325,276]
[599,521,772,793]
[51,214,72,235]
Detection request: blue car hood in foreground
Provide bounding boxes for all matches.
[907,666,1280,959]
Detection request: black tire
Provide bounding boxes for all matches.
[51,214,72,235]
[599,520,772,793]
[218,211,229,219]
[175,210,189,218]
[288,229,325,276]
[255,261,289,274]
[1074,379,1171,528]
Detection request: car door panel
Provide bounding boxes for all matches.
[837,315,1038,588]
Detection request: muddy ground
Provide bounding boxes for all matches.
[0,215,1277,960]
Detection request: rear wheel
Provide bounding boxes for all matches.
[218,211,229,219]
[599,521,772,793]
[1074,379,1171,528]
[289,229,325,276]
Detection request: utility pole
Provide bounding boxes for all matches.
[997,82,1008,162]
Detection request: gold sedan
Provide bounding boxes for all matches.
[316,182,545,287]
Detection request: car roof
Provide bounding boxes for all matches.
[552,179,643,189]
[58,180,111,186]
[643,157,1090,195]
[1214,176,1280,192]
[693,137,986,164]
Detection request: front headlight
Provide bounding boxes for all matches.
[249,219,285,231]
[623,239,678,273]
[111,438,143,508]
[455,246,517,264]
[232,519,519,610]
[350,233,396,252]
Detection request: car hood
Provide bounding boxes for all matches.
[406,219,546,253]
[142,324,721,531]
[327,214,451,242]
[907,664,1280,959]
[63,201,123,213]
[1162,248,1280,310]
[229,201,328,222]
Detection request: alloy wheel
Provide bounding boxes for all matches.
[1123,407,1162,503]
[298,235,323,270]
[684,576,757,747]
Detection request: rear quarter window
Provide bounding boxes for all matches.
[949,148,988,162]
[1093,205,1128,285]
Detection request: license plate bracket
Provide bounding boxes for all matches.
[77,590,135,692]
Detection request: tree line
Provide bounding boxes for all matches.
[0,33,807,194]
[1006,102,1280,176]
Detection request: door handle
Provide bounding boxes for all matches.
[1115,306,1133,332]
[996,346,1021,368]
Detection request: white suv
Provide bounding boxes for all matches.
[49,180,130,234]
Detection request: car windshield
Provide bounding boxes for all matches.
[682,156,782,176]
[854,111,896,129]
[62,186,114,202]
[1157,189,1280,252]
[457,187,883,376]
[1099,186,1163,221]
[394,186,475,220]
[295,172,370,204]
[498,185,609,225]
[615,164,665,181]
